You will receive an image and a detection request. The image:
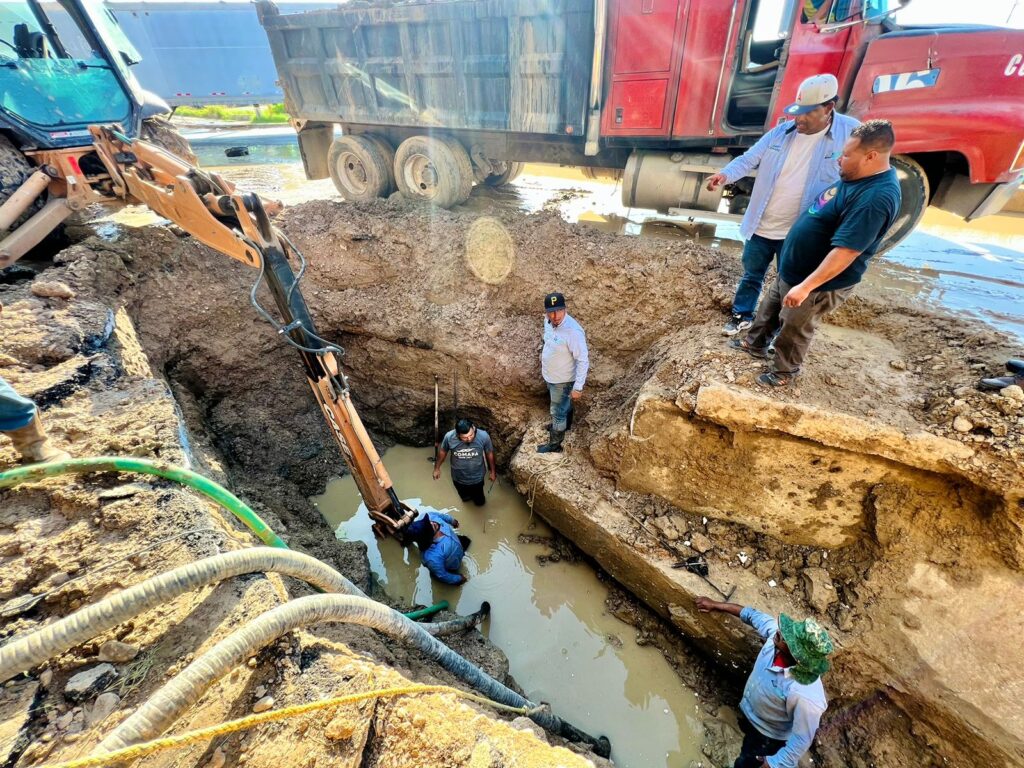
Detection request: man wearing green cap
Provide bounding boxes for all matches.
[696,597,834,767]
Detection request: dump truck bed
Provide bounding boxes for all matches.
[256,0,595,136]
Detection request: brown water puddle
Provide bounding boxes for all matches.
[313,445,707,768]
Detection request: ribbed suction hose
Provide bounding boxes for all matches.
[0,548,366,683]
[94,595,610,757]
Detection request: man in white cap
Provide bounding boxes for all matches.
[707,74,860,336]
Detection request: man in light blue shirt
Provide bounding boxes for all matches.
[696,596,834,768]
[707,74,860,336]
[538,291,589,454]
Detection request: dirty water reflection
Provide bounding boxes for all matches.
[313,445,705,768]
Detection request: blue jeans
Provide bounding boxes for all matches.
[732,234,785,320]
[547,381,574,432]
[0,375,37,432]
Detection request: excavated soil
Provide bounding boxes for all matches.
[2,193,1023,768]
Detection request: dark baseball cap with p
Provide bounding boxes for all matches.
[543,292,566,311]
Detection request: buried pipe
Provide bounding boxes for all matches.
[422,601,489,636]
[404,599,449,622]
[93,595,611,758]
[0,457,287,549]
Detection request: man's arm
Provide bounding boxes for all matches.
[432,446,449,480]
[696,598,777,640]
[486,450,497,481]
[782,246,860,307]
[708,127,779,189]
[569,328,590,395]
[764,696,825,768]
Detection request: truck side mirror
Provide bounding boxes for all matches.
[816,0,909,33]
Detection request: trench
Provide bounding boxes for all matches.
[313,445,708,768]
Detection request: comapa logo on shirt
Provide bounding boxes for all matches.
[809,185,838,215]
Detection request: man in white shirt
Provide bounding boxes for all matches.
[538,291,589,454]
[707,74,860,336]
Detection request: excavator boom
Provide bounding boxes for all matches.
[83,125,415,537]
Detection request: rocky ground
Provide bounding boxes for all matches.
[2,191,1022,768]
[0,226,611,768]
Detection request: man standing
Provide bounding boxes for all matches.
[696,596,833,768]
[707,74,860,336]
[407,510,467,585]
[730,120,901,387]
[433,418,496,507]
[539,292,589,454]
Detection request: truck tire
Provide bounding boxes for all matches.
[328,135,393,201]
[140,116,198,165]
[0,134,41,229]
[876,154,929,255]
[394,135,472,208]
[483,161,524,187]
[361,134,397,196]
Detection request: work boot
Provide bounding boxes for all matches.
[3,414,70,464]
[545,407,574,432]
[1006,359,1024,375]
[979,374,1024,392]
[537,429,565,454]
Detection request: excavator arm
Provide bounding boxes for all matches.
[86,125,416,538]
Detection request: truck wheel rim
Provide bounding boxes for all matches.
[405,153,438,198]
[337,151,369,195]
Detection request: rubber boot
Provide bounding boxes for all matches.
[3,413,70,464]
[546,406,574,432]
[537,429,565,454]
[1006,359,1024,375]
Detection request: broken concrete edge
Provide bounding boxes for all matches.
[693,382,1022,495]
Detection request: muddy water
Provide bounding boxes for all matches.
[312,445,706,768]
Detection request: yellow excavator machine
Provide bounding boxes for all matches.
[1,124,416,539]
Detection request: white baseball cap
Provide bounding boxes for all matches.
[784,74,839,116]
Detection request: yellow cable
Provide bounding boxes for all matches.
[37,684,545,768]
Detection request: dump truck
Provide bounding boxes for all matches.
[258,0,1024,252]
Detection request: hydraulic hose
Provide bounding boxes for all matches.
[0,457,286,549]
[94,595,610,758]
[403,600,449,621]
[0,548,365,683]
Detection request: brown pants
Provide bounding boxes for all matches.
[744,277,854,375]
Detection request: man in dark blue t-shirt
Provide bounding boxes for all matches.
[730,120,901,387]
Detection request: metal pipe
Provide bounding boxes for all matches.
[708,0,741,135]
[584,0,608,156]
[93,595,610,757]
[0,169,52,231]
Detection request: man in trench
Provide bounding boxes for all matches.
[538,291,589,454]
[407,511,468,585]
[696,596,834,768]
[729,120,901,387]
[433,418,496,506]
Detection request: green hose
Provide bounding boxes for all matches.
[403,600,449,620]
[0,457,454,621]
[0,457,287,548]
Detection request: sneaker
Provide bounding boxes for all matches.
[757,371,795,387]
[727,338,769,359]
[722,314,753,336]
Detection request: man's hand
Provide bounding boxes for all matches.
[455,575,468,585]
[489,468,497,482]
[757,757,769,768]
[432,466,441,481]
[451,518,460,529]
[695,597,721,613]
[570,389,583,402]
[783,282,812,308]
[706,172,727,192]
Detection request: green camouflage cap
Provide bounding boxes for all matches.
[779,614,834,685]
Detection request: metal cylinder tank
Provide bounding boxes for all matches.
[621,151,727,213]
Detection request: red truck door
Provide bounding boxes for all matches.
[766,3,853,126]
[601,0,687,137]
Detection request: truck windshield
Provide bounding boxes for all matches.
[0,0,129,130]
